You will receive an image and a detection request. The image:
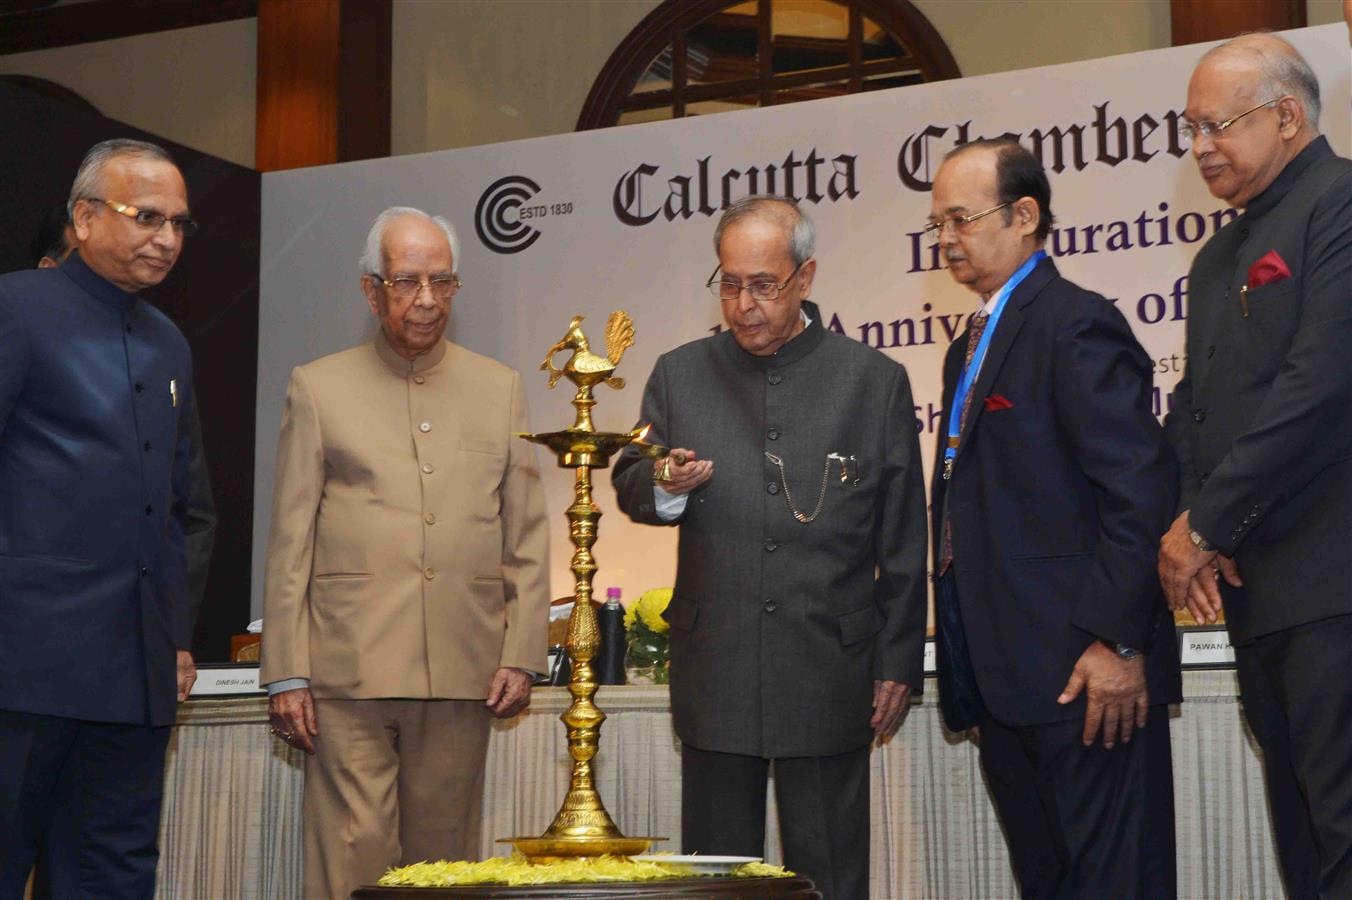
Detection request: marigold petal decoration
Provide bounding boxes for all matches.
[376,853,793,887]
[635,588,673,634]
[624,588,673,681]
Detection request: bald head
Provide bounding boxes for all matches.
[1198,33,1321,132]
[713,195,816,267]
[1184,34,1321,208]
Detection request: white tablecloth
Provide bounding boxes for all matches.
[157,671,1282,899]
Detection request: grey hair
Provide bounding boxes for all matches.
[358,206,461,276]
[713,195,816,267]
[67,138,177,218]
[1204,34,1321,131]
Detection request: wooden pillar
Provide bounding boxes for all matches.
[1171,0,1306,46]
[255,0,391,172]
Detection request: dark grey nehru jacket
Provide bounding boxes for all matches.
[1164,137,1352,642]
[612,301,928,758]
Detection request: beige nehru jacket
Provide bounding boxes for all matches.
[260,333,551,699]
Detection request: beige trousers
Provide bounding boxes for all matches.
[303,698,492,899]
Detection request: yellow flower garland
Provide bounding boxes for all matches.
[378,854,791,887]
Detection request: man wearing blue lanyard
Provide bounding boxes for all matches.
[927,138,1181,898]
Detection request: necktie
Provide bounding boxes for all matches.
[940,311,989,574]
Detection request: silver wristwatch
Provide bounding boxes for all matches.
[1102,638,1139,660]
[1188,527,1214,553]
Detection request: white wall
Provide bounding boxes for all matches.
[0,18,257,168]
[391,0,662,154]
[913,0,1170,77]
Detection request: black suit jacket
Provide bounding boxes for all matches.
[932,257,1181,729]
[1164,138,1352,643]
[613,303,929,758]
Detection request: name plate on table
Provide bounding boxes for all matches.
[190,664,264,697]
[1178,628,1235,668]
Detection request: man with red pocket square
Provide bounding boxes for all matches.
[1161,34,1352,898]
[928,138,1181,898]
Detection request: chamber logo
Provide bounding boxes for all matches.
[475,175,543,254]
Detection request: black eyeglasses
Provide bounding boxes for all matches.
[90,198,198,236]
[370,273,462,303]
[705,260,807,303]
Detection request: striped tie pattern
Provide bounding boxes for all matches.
[939,311,989,574]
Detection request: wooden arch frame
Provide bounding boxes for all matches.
[576,0,960,131]
[0,75,101,115]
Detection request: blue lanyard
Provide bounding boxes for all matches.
[944,251,1045,470]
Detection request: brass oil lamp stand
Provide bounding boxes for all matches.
[499,312,664,861]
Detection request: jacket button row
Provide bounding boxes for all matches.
[763,600,777,613]
[767,373,782,385]
[422,463,434,474]
[424,567,436,580]
[767,482,779,495]
[424,512,436,525]
[767,428,780,440]
[419,422,431,433]
[764,538,778,552]
[1193,409,1206,423]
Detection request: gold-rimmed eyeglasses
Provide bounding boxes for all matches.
[90,198,199,236]
[370,273,462,303]
[922,202,1010,245]
[706,259,807,302]
[1178,98,1281,143]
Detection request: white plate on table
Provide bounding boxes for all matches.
[631,855,762,875]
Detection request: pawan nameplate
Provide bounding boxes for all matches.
[1179,629,1235,667]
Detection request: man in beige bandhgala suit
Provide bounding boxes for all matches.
[260,207,550,899]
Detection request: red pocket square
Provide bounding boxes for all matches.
[1247,250,1291,289]
[984,394,1014,411]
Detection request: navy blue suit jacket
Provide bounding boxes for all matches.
[0,253,194,727]
[931,257,1182,729]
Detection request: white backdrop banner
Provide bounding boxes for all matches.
[254,25,1350,617]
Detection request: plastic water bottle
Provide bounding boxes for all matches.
[596,587,627,685]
